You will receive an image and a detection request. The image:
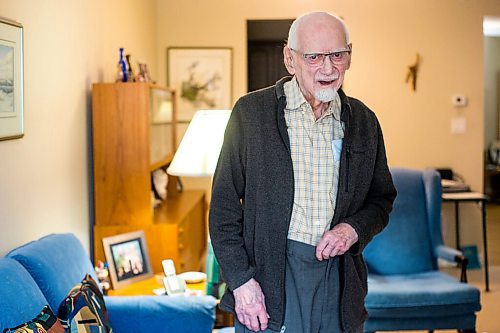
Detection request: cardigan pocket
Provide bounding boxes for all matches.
[344,145,366,193]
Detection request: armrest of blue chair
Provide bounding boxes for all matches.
[435,244,462,263]
[105,295,216,333]
[435,245,469,283]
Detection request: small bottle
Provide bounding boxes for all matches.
[116,48,128,82]
[126,54,134,82]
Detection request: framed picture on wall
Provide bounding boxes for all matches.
[0,18,24,141]
[102,230,154,289]
[167,47,232,122]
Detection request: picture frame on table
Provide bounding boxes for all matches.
[0,18,24,141]
[102,230,154,289]
[167,47,232,122]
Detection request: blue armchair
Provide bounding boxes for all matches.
[363,168,481,332]
[3,233,216,333]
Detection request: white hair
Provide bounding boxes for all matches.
[287,12,350,50]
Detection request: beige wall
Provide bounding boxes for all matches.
[1,0,499,256]
[0,0,157,255]
[157,0,500,193]
[157,0,500,254]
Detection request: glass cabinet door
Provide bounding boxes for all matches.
[149,87,176,167]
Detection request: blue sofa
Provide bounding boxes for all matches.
[0,233,216,333]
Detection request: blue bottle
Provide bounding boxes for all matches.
[117,47,128,82]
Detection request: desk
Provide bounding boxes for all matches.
[442,192,490,291]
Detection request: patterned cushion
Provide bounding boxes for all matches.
[3,305,64,333]
[57,274,112,333]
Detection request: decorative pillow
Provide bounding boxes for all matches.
[3,305,64,333]
[57,274,112,333]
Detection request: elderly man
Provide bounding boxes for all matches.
[209,12,396,333]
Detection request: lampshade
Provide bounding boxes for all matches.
[167,109,231,177]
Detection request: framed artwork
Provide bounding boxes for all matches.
[102,230,153,289]
[167,47,232,122]
[0,18,23,141]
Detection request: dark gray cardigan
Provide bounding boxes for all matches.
[209,77,397,332]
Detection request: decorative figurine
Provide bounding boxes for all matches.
[136,62,154,83]
[405,53,420,92]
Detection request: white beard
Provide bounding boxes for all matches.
[314,88,338,103]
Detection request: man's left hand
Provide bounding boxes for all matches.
[315,223,358,261]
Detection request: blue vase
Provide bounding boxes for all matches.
[117,47,128,82]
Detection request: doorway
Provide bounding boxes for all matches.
[483,16,500,201]
[247,19,294,92]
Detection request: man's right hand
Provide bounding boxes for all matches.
[233,278,270,332]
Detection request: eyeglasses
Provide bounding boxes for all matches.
[290,47,351,67]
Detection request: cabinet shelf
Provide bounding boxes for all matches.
[154,190,205,225]
[150,154,174,172]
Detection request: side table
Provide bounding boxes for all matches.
[107,275,234,327]
[107,275,204,296]
[442,192,490,291]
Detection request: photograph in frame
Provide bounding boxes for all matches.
[102,230,154,290]
[0,18,23,140]
[167,47,232,122]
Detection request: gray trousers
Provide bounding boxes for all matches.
[235,239,342,333]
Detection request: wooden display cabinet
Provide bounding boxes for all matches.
[92,82,206,274]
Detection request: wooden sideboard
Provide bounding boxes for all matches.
[91,83,206,273]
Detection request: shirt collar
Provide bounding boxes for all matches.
[284,76,342,121]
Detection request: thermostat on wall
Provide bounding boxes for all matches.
[452,95,468,107]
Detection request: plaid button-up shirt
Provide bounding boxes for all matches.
[284,77,344,246]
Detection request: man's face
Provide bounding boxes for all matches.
[284,16,351,106]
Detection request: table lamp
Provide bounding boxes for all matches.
[167,109,231,297]
[167,109,231,177]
